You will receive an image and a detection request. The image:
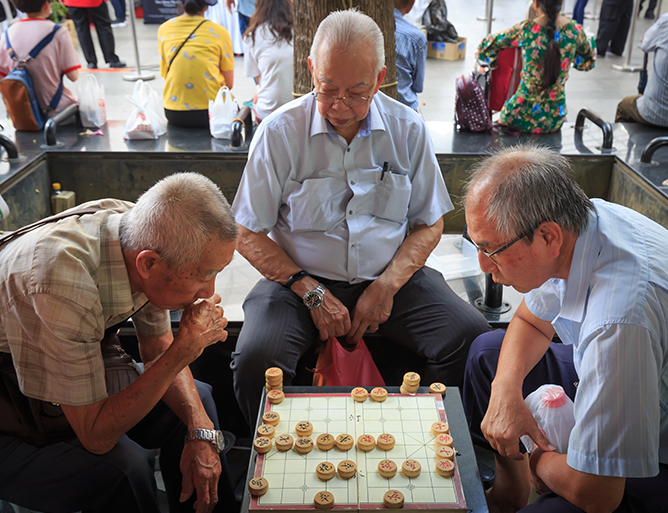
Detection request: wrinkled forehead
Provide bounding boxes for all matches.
[313,42,378,81]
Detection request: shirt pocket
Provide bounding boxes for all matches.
[372,172,412,224]
[285,177,345,232]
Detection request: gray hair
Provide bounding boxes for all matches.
[119,172,237,269]
[309,8,385,75]
[462,144,595,240]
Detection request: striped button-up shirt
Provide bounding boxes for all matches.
[394,8,427,111]
[525,199,668,478]
[0,200,170,406]
[638,14,668,126]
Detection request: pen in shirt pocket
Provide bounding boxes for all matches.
[380,162,393,181]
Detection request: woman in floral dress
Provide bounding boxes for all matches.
[477,0,596,133]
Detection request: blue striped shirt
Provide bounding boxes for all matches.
[638,14,668,127]
[525,199,668,478]
[394,8,427,111]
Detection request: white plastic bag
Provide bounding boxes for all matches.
[209,86,238,139]
[123,80,167,140]
[520,384,575,454]
[78,74,107,128]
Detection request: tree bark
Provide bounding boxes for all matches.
[293,0,397,100]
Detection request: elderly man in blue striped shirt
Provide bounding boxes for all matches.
[462,144,668,513]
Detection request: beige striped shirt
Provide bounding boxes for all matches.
[0,200,170,405]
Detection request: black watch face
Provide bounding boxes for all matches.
[304,292,322,309]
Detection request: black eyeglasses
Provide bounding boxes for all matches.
[468,226,537,264]
[313,91,371,108]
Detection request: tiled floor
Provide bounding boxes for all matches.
[70,0,660,127]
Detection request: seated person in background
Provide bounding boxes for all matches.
[0,173,239,513]
[242,0,293,123]
[0,0,80,117]
[394,0,427,112]
[477,0,595,133]
[231,8,490,430]
[158,0,234,128]
[616,13,668,127]
[462,145,668,513]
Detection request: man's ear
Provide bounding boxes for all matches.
[374,66,387,94]
[537,222,563,258]
[308,56,315,88]
[135,250,161,280]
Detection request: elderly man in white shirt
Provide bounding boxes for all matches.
[462,145,668,513]
[231,9,490,428]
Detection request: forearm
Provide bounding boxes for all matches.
[492,301,554,391]
[62,342,194,454]
[375,219,442,294]
[532,451,625,513]
[236,225,301,285]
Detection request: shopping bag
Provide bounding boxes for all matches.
[123,80,167,140]
[209,86,238,140]
[78,73,106,128]
[312,337,385,387]
[519,384,575,454]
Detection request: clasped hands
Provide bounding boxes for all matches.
[310,280,395,342]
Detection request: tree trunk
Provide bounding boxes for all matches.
[293,0,397,100]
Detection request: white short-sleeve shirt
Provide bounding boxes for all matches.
[232,91,453,283]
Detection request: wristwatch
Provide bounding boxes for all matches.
[185,428,225,453]
[303,284,326,310]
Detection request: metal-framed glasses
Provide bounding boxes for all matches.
[467,226,537,264]
[313,91,371,108]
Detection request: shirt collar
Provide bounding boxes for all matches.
[558,210,600,322]
[309,90,386,140]
[99,213,150,323]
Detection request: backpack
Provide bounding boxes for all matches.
[0,25,64,131]
[454,72,493,133]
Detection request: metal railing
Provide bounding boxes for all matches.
[231,105,253,148]
[640,136,668,163]
[44,104,82,147]
[574,108,614,151]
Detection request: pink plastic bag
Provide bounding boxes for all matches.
[312,337,385,387]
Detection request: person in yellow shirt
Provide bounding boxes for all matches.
[158,0,235,128]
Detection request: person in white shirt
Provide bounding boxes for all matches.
[230,8,490,429]
[242,0,293,122]
[462,145,668,513]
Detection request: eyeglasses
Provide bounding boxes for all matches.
[313,91,371,108]
[467,226,537,264]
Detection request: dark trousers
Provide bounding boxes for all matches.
[237,12,250,36]
[68,4,120,66]
[165,108,209,129]
[462,330,668,513]
[232,266,491,430]
[573,0,589,24]
[0,381,237,513]
[596,0,634,56]
[110,0,126,22]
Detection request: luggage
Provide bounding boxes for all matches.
[488,47,522,112]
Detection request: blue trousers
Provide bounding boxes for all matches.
[0,381,236,513]
[462,330,668,513]
[573,0,589,24]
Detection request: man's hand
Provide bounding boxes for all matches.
[348,280,395,341]
[180,440,222,513]
[310,291,351,340]
[481,383,555,460]
[225,0,235,14]
[174,294,229,363]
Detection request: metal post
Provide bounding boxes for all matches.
[486,0,494,35]
[123,0,155,82]
[612,0,643,72]
[477,0,495,24]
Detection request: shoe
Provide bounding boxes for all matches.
[111,21,127,27]
[88,62,97,69]
[597,51,606,58]
[645,11,655,19]
[109,60,126,68]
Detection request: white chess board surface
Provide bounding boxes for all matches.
[249,393,466,512]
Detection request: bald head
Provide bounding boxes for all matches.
[309,9,385,75]
[463,144,595,239]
